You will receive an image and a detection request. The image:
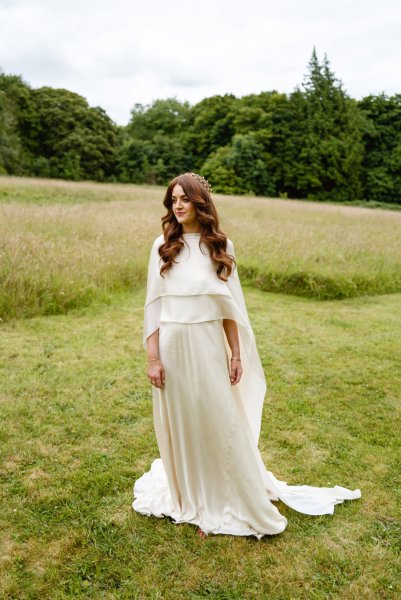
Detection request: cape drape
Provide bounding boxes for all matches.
[141,233,362,515]
[143,233,266,447]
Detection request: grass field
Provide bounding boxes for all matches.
[0,176,400,599]
[1,176,401,321]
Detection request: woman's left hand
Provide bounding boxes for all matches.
[230,358,243,385]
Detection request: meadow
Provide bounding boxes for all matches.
[1,176,401,321]
[0,176,400,599]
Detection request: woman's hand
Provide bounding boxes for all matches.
[147,359,165,389]
[223,320,242,385]
[230,358,243,385]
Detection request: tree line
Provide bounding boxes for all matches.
[1,48,400,203]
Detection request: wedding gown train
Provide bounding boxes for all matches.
[132,233,361,539]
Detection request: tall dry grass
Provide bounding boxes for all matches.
[221,195,401,298]
[1,176,401,320]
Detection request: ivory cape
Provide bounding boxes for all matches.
[133,233,361,538]
[142,233,267,447]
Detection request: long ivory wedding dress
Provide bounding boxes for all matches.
[132,232,361,539]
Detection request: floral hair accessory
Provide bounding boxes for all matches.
[187,172,213,193]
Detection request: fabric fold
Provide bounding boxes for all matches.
[143,233,266,447]
[134,232,362,535]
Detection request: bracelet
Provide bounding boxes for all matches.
[147,357,160,362]
[231,356,241,361]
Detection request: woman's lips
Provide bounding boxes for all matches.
[176,212,185,216]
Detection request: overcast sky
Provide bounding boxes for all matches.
[1,0,400,125]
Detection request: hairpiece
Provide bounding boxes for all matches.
[187,172,213,193]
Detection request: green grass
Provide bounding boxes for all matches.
[1,287,400,599]
[1,176,401,322]
[1,175,400,597]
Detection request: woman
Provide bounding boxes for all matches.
[132,172,361,539]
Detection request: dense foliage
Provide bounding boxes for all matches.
[0,79,118,181]
[1,49,401,202]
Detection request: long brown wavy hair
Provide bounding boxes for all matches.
[158,172,235,281]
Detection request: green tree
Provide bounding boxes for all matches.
[0,71,33,173]
[358,94,401,203]
[118,98,192,184]
[185,94,238,169]
[0,85,21,173]
[115,137,152,183]
[27,87,118,180]
[127,97,190,138]
[232,91,290,196]
[284,48,365,201]
[202,132,274,195]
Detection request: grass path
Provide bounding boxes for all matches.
[1,287,400,599]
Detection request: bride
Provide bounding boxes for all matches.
[132,172,361,539]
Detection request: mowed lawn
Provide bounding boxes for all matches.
[0,176,400,599]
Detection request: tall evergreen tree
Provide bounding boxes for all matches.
[285,48,365,201]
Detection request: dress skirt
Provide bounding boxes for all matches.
[133,319,288,538]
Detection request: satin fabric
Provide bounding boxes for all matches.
[132,233,361,538]
[142,232,267,446]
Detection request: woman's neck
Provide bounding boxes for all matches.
[182,226,201,234]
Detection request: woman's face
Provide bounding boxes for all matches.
[171,184,200,230]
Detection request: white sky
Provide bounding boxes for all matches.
[1,0,400,125]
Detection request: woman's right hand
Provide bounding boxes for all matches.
[147,359,165,389]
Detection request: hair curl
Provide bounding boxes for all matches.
[158,172,235,281]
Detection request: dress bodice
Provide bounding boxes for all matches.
[147,233,232,300]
